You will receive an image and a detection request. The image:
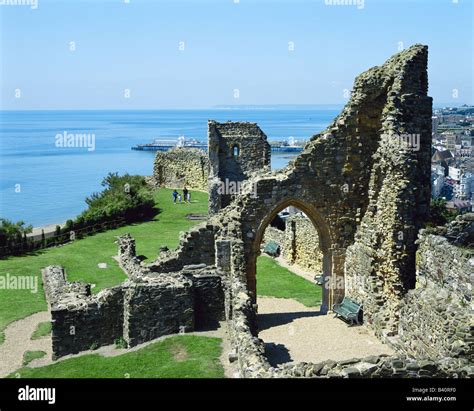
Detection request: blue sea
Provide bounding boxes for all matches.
[0,109,339,227]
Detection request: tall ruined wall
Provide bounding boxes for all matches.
[208,121,271,215]
[344,45,432,336]
[152,148,209,191]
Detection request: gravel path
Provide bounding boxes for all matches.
[258,297,394,366]
[0,311,52,377]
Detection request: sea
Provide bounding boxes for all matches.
[0,108,339,227]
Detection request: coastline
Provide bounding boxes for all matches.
[26,222,66,240]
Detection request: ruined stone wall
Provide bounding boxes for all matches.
[262,216,323,274]
[43,266,124,360]
[117,234,151,279]
[123,276,194,347]
[282,215,323,274]
[43,234,226,359]
[344,45,433,335]
[262,226,284,246]
[147,222,217,273]
[208,121,271,215]
[393,226,473,361]
[152,148,209,191]
[223,247,472,378]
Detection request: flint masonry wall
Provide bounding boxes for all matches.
[343,45,432,336]
[152,148,209,191]
[262,215,323,274]
[43,233,225,359]
[224,257,472,378]
[42,266,124,360]
[393,218,473,361]
[123,276,194,347]
[282,215,323,274]
[147,222,218,273]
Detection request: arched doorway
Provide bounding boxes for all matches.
[247,198,334,313]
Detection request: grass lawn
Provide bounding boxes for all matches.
[256,255,322,307]
[11,335,224,378]
[0,188,208,344]
[31,321,52,340]
[22,350,47,367]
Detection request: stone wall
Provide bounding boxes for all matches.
[123,276,194,347]
[344,45,432,335]
[393,220,473,361]
[262,215,323,274]
[152,148,209,191]
[43,233,226,359]
[42,266,124,360]
[147,222,217,273]
[262,226,284,246]
[208,121,271,215]
[282,215,323,274]
[224,258,472,378]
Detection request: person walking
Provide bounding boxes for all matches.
[183,187,189,203]
[172,189,178,204]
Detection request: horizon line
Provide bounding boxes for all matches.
[1,102,472,112]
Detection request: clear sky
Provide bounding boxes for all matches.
[1,0,473,109]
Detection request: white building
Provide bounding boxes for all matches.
[449,166,462,181]
[456,172,473,200]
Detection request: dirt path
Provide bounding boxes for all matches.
[258,297,394,366]
[0,311,52,378]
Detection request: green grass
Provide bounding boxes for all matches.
[0,188,208,344]
[22,350,47,367]
[31,321,52,340]
[11,335,224,378]
[256,255,322,307]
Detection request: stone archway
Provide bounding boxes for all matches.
[248,198,334,313]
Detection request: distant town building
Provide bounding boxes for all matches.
[449,165,462,181]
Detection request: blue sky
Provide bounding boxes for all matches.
[1,0,473,109]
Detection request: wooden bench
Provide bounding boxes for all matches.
[333,297,363,325]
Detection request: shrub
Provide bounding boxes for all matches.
[74,172,156,229]
[0,219,33,257]
[427,198,459,227]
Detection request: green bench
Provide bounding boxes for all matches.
[333,297,363,325]
[263,240,280,257]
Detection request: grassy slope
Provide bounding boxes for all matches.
[0,186,319,347]
[12,335,224,378]
[256,255,322,307]
[0,189,208,344]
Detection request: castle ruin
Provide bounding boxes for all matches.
[42,45,473,378]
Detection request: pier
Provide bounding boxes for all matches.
[132,141,304,153]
